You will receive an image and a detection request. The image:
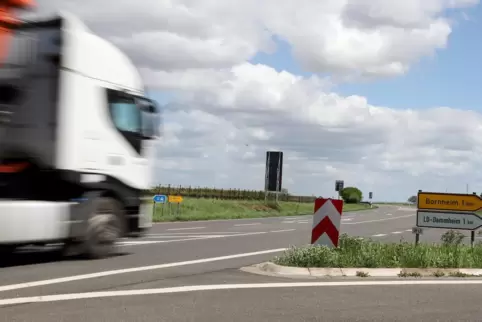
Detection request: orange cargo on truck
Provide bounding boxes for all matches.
[0,0,35,64]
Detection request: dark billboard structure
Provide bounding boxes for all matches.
[265,151,283,192]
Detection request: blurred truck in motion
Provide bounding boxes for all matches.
[0,1,161,258]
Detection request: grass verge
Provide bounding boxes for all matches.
[152,198,375,222]
[273,233,482,269]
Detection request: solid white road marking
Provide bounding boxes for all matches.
[405,229,412,232]
[167,227,205,231]
[147,232,245,236]
[372,234,387,237]
[3,280,482,306]
[297,220,309,224]
[234,223,261,227]
[154,215,313,224]
[0,248,287,293]
[343,214,415,225]
[281,221,296,224]
[270,229,296,233]
[118,240,187,246]
[122,228,296,247]
[391,231,403,234]
[120,231,269,247]
[146,235,229,239]
[342,218,353,222]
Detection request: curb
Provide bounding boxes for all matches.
[240,262,482,278]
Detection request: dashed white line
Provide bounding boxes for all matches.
[234,223,261,227]
[372,234,387,237]
[146,235,229,239]
[166,227,205,231]
[281,221,296,224]
[270,229,296,233]
[391,231,403,234]
[3,280,482,306]
[405,229,412,232]
[147,232,243,236]
[0,248,288,293]
[120,231,268,247]
[343,214,415,225]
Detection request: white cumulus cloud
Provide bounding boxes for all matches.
[28,0,482,200]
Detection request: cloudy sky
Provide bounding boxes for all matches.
[34,0,482,201]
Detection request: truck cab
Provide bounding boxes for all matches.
[0,10,161,258]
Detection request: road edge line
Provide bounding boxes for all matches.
[0,248,287,293]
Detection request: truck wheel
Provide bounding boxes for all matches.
[0,245,16,255]
[82,197,124,259]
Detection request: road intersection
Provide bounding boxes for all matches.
[2,205,481,321]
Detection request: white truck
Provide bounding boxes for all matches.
[0,8,160,258]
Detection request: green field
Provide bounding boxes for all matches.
[151,198,375,222]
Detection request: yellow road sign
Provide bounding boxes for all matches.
[168,195,183,203]
[417,192,482,212]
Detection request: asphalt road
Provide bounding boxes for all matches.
[2,205,482,321]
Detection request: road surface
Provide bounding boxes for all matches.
[2,205,481,321]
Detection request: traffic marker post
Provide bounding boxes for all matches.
[311,198,343,248]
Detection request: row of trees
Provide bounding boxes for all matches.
[146,184,370,204]
[146,185,316,203]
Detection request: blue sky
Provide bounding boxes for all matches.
[250,6,482,112]
[151,6,482,114]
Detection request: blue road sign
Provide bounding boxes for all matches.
[153,194,167,203]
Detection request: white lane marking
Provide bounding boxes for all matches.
[0,248,287,293]
[120,231,268,247]
[342,218,353,222]
[154,215,313,225]
[405,229,412,232]
[282,217,307,220]
[343,214,415,225]
[119,240,179,246]
[282,221,296,224]
[167,227,205,231]
[270,229,296,233]
[4,280,482,306]
[372,234,387,237]
[147,232,244,236]
[146,235,229,239]
[386,213,393,216]
[234,223,261,227]
[391,231,403,234]
[297,220,309,224]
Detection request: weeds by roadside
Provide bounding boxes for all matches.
[273,232,482,269]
